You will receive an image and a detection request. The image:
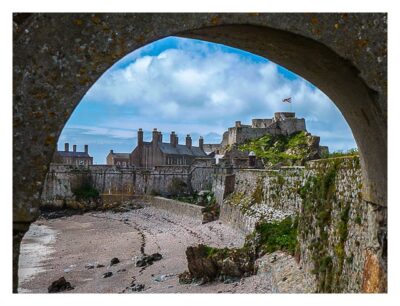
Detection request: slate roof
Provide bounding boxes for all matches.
[111,153,130,159]
[143,141,208,157]
[57,151,91,158]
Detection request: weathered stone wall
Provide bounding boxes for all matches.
[218,157,382,292]
[219,167,305,233]
[41,163,215,207]
[144,196,203,219]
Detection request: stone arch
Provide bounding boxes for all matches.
[13,13,387,291]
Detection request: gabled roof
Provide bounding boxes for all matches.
[57,151,91,158]
[158,142,207,157]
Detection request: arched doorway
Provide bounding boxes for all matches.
[13,13,387,292]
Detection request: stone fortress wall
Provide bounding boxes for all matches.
[215,156,380,293]
[41,158,215,207]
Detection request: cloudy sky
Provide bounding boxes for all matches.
[59,36,356,164]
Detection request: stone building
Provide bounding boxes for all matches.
[106,150,130,167]
[53,143,93,166]
[130,128,210,168]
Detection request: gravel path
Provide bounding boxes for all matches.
[18,205,307,293]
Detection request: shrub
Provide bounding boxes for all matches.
[72,181,99,200]
[253,216,298,255]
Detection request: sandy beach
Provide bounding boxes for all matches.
[18,206,279,293]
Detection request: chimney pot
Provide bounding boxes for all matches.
[138,128,143,147]
[199,136,204,150]
[170,131,177,147]
[186,134,192,149]
[64,143,69,152]
[73,145,77,152]
[84,144,88,154]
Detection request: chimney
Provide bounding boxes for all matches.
[64,143,69,152]
[84,144,88,154]
[170,131,176,147]
[158,131,163,142]
[199,136,204,151]
[235,121,241,127]
[73,145,77,152]
[110,149,114,154]
[138,128,143,147]
[175,135,179,147]
[186,134,192,149]
[152,128,158,143]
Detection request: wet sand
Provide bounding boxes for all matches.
[18,206,278,293]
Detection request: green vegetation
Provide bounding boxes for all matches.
[321,148,359,159]
[251,179,264,204]
[253,216,299,256]
[172,190,217,207]
[238,131,315,166]
[298,160,353,293]
[72,181,100,200]
[298,164,337,292]
[202,217,298,259]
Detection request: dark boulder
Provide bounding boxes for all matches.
[150,252,162,261]
[110,257,120,266]
[181,244,256,284]
[185,245,219,282]
[48,277,74,293]
[102,272,113,278]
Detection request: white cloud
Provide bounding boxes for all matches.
[84,40,341,131]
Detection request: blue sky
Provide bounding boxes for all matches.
[59,36,356,164]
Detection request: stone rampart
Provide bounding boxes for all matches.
[216,156,378,292]
[41,163,215,207]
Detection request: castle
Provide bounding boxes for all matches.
[203,112,308,155]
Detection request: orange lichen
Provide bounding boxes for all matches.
[362,250,386,293]
[311,16,319,25]
[210,15,221,26]
[356,39,369,48]
[73,19,83,26]
[91,15,101,25]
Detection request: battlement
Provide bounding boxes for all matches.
[223,112,307,147]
